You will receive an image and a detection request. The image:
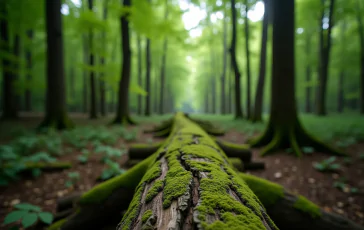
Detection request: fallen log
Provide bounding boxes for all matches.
[128,142,163,159]
[48,113,364,230]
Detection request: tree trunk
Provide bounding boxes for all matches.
[227,55,233,114]
[316,0,335,116]
[38,0,73,130]
[1,1,18,119]
[230,0,243,119]
[82,34,89,113]
[137,35,142,115]
[144,38,151,116]
[99,0,109,116]
[245,0,251,119]
[249,0,344,157]
[25,29,33,112]
[221,10,228,115]
[305,32,312,113]
[159,0,168,115]
[252,0,268,122]
[211,77,216,114]
[113,0,135,125]
[12,34,21,112]
[88,0,97,119]
[357,0,364,114]
[337,71,344,113]
[205,88,209,113]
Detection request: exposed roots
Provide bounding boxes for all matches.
[37,114,74,131]
[249,120,346,157]
[111,115,137,126]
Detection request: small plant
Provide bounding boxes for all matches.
[343,157,352,165]
[123,129,138,142]
[146,138,154,144]
[2,203,53,228]
[313,156,341,172]
[333,177,359,194]
[302,146,314,154]
[359,153,364,160]
[65,172,80,188]
[95,146,126,163]
[100,159,126,181]
[335,137,357,148]
[77,149,90,164]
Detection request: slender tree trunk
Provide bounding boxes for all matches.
[316,0,335,116]
[230,0,243,119]
[88,0,97,119]
[144,38,151,116]
[39,0,73,129]
[137,35,142,115]
[245,0,251,119]
[99,0,109,116]
[159,0,168,115]
[211,77,216,114]
[82,34,89,113]
[357,0,364,114]
[228,55,233,114]
[153,69,159,114]
[252,0,268,122]
[221,10,227,115]
[69,62,76,111]
[113,0,135,125]
[337,71,344,113]
[305,32,312,113]
[204,89,209,113]
[12,34,20,112]
[25,29,33,112]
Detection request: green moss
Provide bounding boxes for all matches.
[47,218,67,230]
[142,210,153,223]
[79,155,153,204]
[218,140,250,150]
[205,212,264,230]
[142,160,162,183]
[163,151,192,208]
[293,195,321,218]
[239,173,284,207]
[145,179,164,203]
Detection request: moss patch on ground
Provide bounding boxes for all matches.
[47,218,67,230]
[293,195,321,218]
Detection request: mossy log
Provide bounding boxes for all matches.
[215,139,252,162]
[240,173,364,230]
[48,113,363,230]
[128,142,163,159]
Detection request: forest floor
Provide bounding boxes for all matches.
[0,112,364,229]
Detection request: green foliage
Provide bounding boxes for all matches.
[313,157,341,172]
[333,177,359,194]
[95,145,127,163]
[2,203,53,229]
[65,172,80,188]
[100,159,126,181]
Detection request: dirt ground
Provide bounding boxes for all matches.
[0,115,363,229]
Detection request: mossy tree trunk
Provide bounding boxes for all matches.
[249,0,344,157]
[252,0,268,122]
[38,0,73,130]
[25,29,33,112]
[113,0,135,125]
[316,0,334,116]
[230,0,244,119]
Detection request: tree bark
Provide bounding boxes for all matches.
[99,0,109,116]
[316,0,335,116]
[113,0,135,125]
[252,0,268,122]
[38,0,73,130]
[230,0,243,119]
[221,10,228,115]
[12,34,20,112]
[88,0,97,119]
[244,0,251,119]
[82,34,89,113]
[305,32,312,113]
[137,35,142,115]
[1,1,18,119]
[337,21,347,113]
[25,29,33,112]
[144,38,151,116]
[357,0,364,114]
[227,55,233,114]
[249,0,344,157]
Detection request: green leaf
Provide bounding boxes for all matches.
[14,203,41,212]
[302,146,314,154]
[313,163,324,171]
[350,187,359,193]
[32,169,42,178]
[329,163,341,170]
[38,212,53,224]
[77,155,88,164]
[65,181,73,188]
[21,212,38,228]
[3,210,28,225]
